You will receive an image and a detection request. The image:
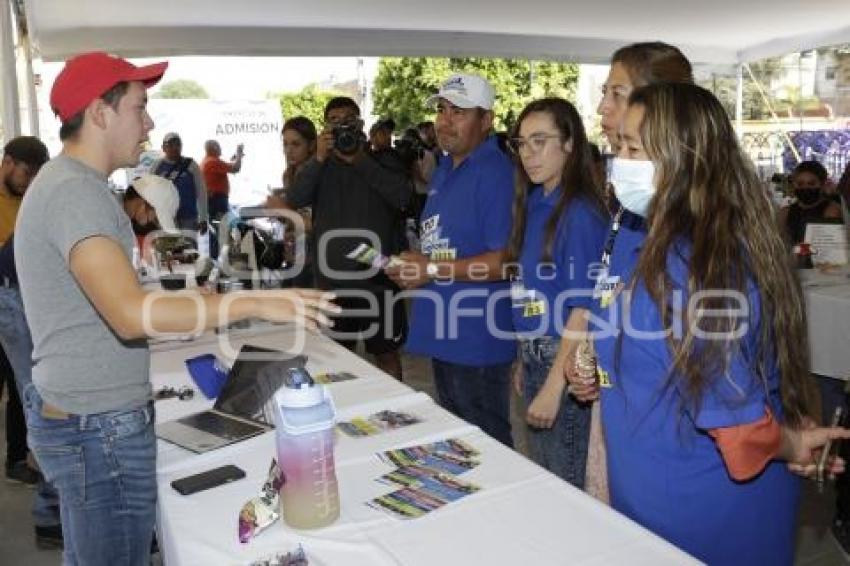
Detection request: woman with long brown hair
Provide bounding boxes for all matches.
[581,81,849,563]
[505,98,608,486]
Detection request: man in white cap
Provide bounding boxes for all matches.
[386,73,516,447]
[124,173,179,234]
[15,51,337,563]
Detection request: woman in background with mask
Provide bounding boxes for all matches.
[782,160,843,245]
[586,81,849,564]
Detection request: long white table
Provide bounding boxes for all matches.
[801,268,850,380]
[152,323,699,565]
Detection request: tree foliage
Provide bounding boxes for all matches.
[703,57,806,120]
[277,84,345,127]
[153,79,209,99]
[373,57,579,131]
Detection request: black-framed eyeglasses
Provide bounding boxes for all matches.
[508,134,563,155]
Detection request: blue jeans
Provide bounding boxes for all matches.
[520,336,591,488]
[23,384,157,565]
[432,358,514,447]
[0,286,61,528]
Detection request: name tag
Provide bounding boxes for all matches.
[523,300,546,317]
[593,272,622,308]
[597,368,612,388]
[430,248,457,261]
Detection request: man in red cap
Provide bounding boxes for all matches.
[15,52,337,564]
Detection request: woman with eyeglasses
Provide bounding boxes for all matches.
[586,81,849,564]
[505,98,608,486]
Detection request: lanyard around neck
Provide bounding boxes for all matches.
[600,207,624,269]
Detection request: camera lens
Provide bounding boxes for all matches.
[333,125,360,155]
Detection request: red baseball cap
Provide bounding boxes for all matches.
[50,51,168,122]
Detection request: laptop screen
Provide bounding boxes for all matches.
[214,345,307,424]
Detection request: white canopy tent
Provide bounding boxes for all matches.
[19,0,850,64]
[3,0,850,141]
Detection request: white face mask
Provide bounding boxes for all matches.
[610,158,656,217]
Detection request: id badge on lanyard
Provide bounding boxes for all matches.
[511,275,546,317]
[594,210,624,308]
[593,268,621,308]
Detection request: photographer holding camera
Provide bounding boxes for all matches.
[282,97,413,380]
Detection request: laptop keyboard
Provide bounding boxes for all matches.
[180,411,264,440]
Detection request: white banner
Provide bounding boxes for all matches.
[143,99,284,206]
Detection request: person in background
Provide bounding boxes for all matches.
[573,81,850,564]
[417,120,438,158]
[386,73,516,447]
[201,139,243,221]
[838,160,850,214]
[151,132,208,231]
[506,98,608,486]
[0,136,62,549]
[369,118,395,153]
[280,116,318,288]
[282,116,317,188]
[780,160,843,245]
[16,51,337,564]
[0,136,44,489]
[279,98,412,380]
[122,174,179,262]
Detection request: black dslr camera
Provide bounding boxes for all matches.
[333,120,364,155]
[394,128,426,166]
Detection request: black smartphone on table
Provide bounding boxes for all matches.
[171,465,246,495]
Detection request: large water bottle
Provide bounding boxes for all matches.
[272,368,340,529]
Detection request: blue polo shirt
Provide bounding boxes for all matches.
[406,136,515,366]
[590,227,800,564]
[512,187,607,337]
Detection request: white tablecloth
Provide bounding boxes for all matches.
[152,325,699,565]
[801,269,850,380]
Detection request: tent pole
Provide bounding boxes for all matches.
[0,0,21,144]
[22,32,39,137]
[735,64,743,138]
[744,63,802,164]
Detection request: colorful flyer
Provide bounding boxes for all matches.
[338,410,422,437]
[380,466,481,502]
[369,486,447,519]
[312,371,359,384]
[346,243,403,269]
[378,439,480,475]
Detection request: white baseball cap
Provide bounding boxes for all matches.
[426,73,495,110]
[132,174,179,232]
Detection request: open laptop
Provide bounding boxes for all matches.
[156,345,307,453]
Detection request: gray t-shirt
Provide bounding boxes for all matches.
[16,154,150,414]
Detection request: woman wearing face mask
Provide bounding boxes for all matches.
[584,81,849,563]
[506,98,608,486]
[575,42,694,501]
[782,160,843,245]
